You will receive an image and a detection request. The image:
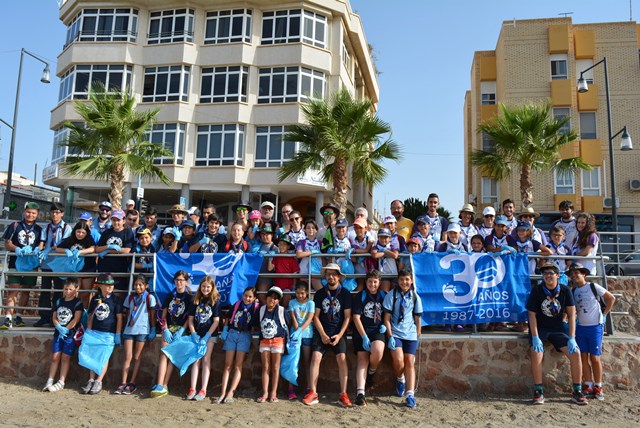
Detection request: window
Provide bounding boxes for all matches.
[554,170,575,194]
[52,123,83,164]
[576,59,594,84]
[480,81,496,105]
[261,9,326,48]
[553,107,571,135]
[482,132,496,152]
[342,42,352,75]
[255,126,297,167]
[204,9,252,44]
[196,124,245,166]
[579,112,597,139]
[147,123,186,165]
[582,167,601,196]
[65,8,138,46]
[550,54,568,80]
[258,66,325,104]
[200,66,248,103]
[58,65,133,102]
[143,65,190,102]
[148,9,194,44]
[481,177,498,204]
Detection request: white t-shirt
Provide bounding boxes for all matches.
[573,283,606,326]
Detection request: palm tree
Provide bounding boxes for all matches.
[62,83,172,208]
[278,89,401,216]
[472,101,590,208]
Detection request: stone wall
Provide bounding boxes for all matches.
[608,277,640,335]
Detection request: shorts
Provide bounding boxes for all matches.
[222,329,252,353]
[301,337,313,347]
[123,333,147,343]
[352,331,386,353]
[259,337,285,353]
[7,275,38,286]
[52,334,76,356]
[312,334,347,355]
[576,324,604,356]
[391,337,418,355]
[529,328,570,352]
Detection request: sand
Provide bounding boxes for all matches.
[1,379,639,427]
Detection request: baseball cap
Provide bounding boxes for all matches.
[353,217,367,228]
[515,221,531,230]
[383,215,397,224]
[335,218,348,228]
[249,210,262,220]
[187,206,200,216]
[260,201,275,209]
[111,209,125,220]
[377,228,392,237]
[96,273,115,285]
[447,223,461,233]
[416,215,428,225]
[99,201,112,209]
[136,228,152,236]
[163,228,176,236]
[180,219,196,229]
[126,199,135,206]
[267,286,283,298]
[539,262,560,274]
[79,212,93,221]
[495,215,510,226]
[407,237,423,248]
[483,206,496,217]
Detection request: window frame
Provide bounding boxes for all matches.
[204,9,252,44]
[254,125,298,168]
[579,111,597,139]
[195,124,245,167]
[553,107,572,135]
[481,177,499,204]
[147,8,195,44]
[261,9,326,48]
[65,8,138,47]
[258,66,325,104]
[576,59,594,84]
[147,123,186,166]
[58,64,133,102]
[550,54,568,80]
[582,167,602,196]
[200,66,248,103]
[554,170,575,194]
[143,65,191,103]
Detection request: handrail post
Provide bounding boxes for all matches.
[0,251,8,317]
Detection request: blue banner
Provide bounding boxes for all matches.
[413,252,531,325]
[154,253,263,306]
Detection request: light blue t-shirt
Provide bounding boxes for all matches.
[288,299,315,339]
[123,292,157,335]
[382,287,423,341]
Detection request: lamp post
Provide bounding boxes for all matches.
[577,57,633,275]
[1,48,51,215]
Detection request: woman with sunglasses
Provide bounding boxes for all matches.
[229,201,252,238]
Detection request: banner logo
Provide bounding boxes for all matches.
[440,254,505,305]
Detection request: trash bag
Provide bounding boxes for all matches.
[78,329,115,375]
[161,335,207,376]
[47,256,85,274]
[310,256,323,275]
[280,337,301,386]
[558,272,569,286]
[340,254,357,292]
[15,254,40,272]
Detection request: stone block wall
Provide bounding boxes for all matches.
[608,277,640,335]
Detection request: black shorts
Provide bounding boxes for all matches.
[312,334,347,355]
[529,328,570,352]
[352,331,386,353]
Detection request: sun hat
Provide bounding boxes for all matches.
[459,204,475,215]
[566,263,590,275]
[168,204,188,215]
[517,206,540,219]
[319,203,339,215]
[232,200,253,212]
[539,262,560,274]
[320,262,345,278]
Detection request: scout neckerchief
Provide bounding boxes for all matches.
[459,223,478,240]
[549,240,566,255]
[366,290,384,323]
[288,228,306,246]
[46,220,67,249]
[397,287,414,323]
[426,214,441,239]
[229,240,245,253]
[445,239,464,252]
[515,238,533,253]
[19,220,37,245]
[129,290,148,327]
[491,232,507,248]
[136,244,153,265]
[542,283,561,316]
[236,301,252,331]
[325,283,342,320]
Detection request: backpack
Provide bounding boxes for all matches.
[224,239,248,253]
[259,305,288,335]
[572,282,606,313]
[230,300,259,328]
[391,287,418,320]
[127,290,162,326]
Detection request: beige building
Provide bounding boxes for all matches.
[464,17,640,219]
[44,0,379,223]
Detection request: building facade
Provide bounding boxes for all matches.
[44,0,379,224]
[464,18,640,221]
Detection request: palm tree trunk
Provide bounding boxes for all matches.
[110,165,125,209]
[520,164,533,208]
[332,157,348,218]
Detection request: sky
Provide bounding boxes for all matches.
[0,0,636,216]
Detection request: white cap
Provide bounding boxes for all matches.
[447,223,461,233]
[187,206,198,215]
[482,206,496,216]
[260,201,275,209]
[383,215,396,224]
[126,199,135,206]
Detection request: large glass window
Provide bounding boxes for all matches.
[550,54,568,80]
[258,66,325,104]
[255,126,297,167]
[342,42,352,75]
[481,132,496,152]
[65,8,138,46]
[261,9,326,48]
[195,124,245,166]
[148,9,194,44]
[58,64,133,102]
[200,66,248,103]
[205,9,252,44]
[582,167,601,196]
[147,123,186,165]
[51,124,83,164]
[579,112,597,139]
[481,177,498,204]
[554,170,575,194]
[553,107,571,135]
[480,81,496,105]
[143,65,190,102]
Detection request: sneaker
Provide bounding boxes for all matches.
[82,380,94,394]
[571,390,588,405]
[122,383,137,395]
[89,381,103,395]
[14,316,25,327]
[532,390,545,405]
[302,391,319,406]
[582,384,594,396]
[151,385,169,399]
[338,392,352,408]
[395,379,405,397]
[0,318,13,330]
[194,390,207,401]
[43,379,54,392]
[48,381,64,392]
[185,388,197,400]
[405,394,417,409]
[114,383,126,395]
[593,386,604,401]
[34,319,51,327]
[355,393,367,407]
[287,387,297,400]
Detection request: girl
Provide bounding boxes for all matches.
[43,278,83,392]
[469,234,486,253]
[548,225,569,273]
[247,210,263,252]
[186,276,221,401]
[485,215,517,253]
[296,220,323,291]
[437,224,469,253]
[269,235,300,309]
[287,281,315,400]
[150,270,193,398]
[572,212,600,275]
[134,229,155,273]
[411,216,435,253]
[218,286,259,403]
[225,223,249,253]
[157,228,177,253]
[56,221,96,308]
[399,237,422,273]
[458,204,479,248]
[229,201,251,237]
[256,224,279,304]
[350,217,373,290]
[370,228,399,292]
[255,286,289,403]
[286,210,307,247]
[116,275,157,395]
[176,220,198,253]
[352,270,386,407]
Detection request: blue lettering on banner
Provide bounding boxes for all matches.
[413,252,530,325]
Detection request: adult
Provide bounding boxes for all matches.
[1,202,44,329]
[457,204,479,248]
[168,204,187,229]
[187,207,201,230]
[478,206,495,239]
[390,199,414,241]
[423,193,449,242]
[318,203,339,247]
[230,200,252,236]
[513,207,548,246]
[279,203,294,234]
[136,207,162,249]
[125,199,136,211]
[91,200,112,239]
[198,203,225,235]
[285,210,306,247]
[550,200,577,248]
[501,199,518,233]
[572,212,600,275]
[35,202,73,327]
[126,209,140,230]
[527,262,586,405]
[95,209,135,292]
[259,201,279,232]
[303,263,353,407]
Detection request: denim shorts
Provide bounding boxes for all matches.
[222,329,252,353]
[123,333,147,343]
[52,334,76,356]
[576,324,604,356]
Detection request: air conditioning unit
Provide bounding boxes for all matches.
[630,179,640,191]
[603,197,620,208]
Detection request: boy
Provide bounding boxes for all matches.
[437,223,468,252]
[176,219,197,253]
[423,193,448,242]
[95,209,135,292]
[567,263,616,400]
[370,228,399,292]
[383,269,423,409]
[134,228,155,273]
[485,215,516,253]
[411,216,435,253]
[191,214,227,253]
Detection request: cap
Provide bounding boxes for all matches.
[125,199,135,206]
[321,262,344,277]
[187,206,200,216]
[249,210,262,220]
[163,228,176,236]
[111,209,125,220]
[260,201,275,209]
[459,203,475,215]
[447,223,461,233]
[260,224,274,234]
[377,227,392,237]
[180,219,196,229]
[353,217,367,228]
[517,206,540,219]
[99,201,112,209]
[232,200,253,212]
[319,203,339,215]
[96,273,115,285]
[495,215,510,226]
[539,262,560,274]
[277,234,294,248]
[335,218,348,228]
[566,263,590,275]
[79,212,93,221]
[267,286,283,299]
[383,215,397,224]
[416,215,429,225]
[168,204,188,215]
[136,228,152,236]
[407,237,423,248]
[483,206,496,217]
[515,220,531,230]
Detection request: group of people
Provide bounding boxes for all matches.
[0,194,615,406]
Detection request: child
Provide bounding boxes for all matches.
[95,209,135,292]
[268,235,300,308]
[247,210,263,252]
[370,228,399,292]
[572,212,600,275]
[458,204,479,248]
[513,221,551,276]
[134,229,155,273]
[326,218,352,265]
[383,269,423,409]
[254,286,289,403]
[186,276,221,401]
[286,210,307,247]
[296,219,323,291]
[157,228,177,253]
[485,215,517,253]
[218,286,259,403]
[193,214,227,253]
[399,237,422,273]
[56,221,96,308]
[117,275,157,395]
[350,217,373,290]
[176,219,198,253]
[150,270,193,398]
[352,270,387,406]
[411,216,435,253]
[256,224,278,304]
[469,234,486,253]
[82,273,124,395]
[225,223,249,253]
[287,281,315,400]
[43,278,83,392]
[548,225,569,273]
[384,216,407,254]
[437,223,469,253]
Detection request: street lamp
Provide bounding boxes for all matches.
[577,57,633,275]
[1,48,51,215]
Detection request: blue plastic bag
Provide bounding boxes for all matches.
[78,329,115,375]
[47,256,85,274]
[310,257,323,275]
[161,335,207,376]
[280,337,301,386]
[558,272,569,286]
[339,253,356,292]
[15,254,40,272]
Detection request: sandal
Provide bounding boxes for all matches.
[215,396,224,404]
[256,395,267,403]
[222,397,235,404]
[269,397,279,403]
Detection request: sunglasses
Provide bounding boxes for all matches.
[282,210,292,215]
[291,217,301,221]
[323,211,335,216]
[236,207,248,212]
[100,208,111,212]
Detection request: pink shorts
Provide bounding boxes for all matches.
[259,337,285,353]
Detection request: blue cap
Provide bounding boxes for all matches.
[416,215,428,225]
[377,228,392,237]
[516,220,531,230]
[180,219,196,229]
[495,215,510,226]
[335,218,348,228]
[79,212,93,221]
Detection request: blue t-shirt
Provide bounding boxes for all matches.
[313,286,352,337]
[254,305,290,340]
[382,287,423,341]
[52,297,83,338]
[288,299,315,339]
[123,291,157,335]
[228,301,259,332]
[353,290,386,335]
[188,299,221,338]
[89,293,123,333]
[162,290,192,328]
[96,227,135,273]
